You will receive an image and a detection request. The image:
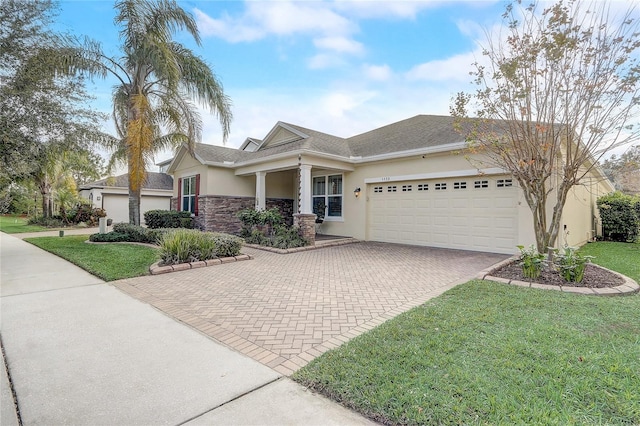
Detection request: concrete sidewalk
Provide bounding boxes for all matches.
[0,233,373,425]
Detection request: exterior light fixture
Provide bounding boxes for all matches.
[354,187,361,198]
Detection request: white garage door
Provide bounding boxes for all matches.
[102,194,129,224]
[367,176,518,254]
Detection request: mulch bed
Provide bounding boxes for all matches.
[491,261,625,288]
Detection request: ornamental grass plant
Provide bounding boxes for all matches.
[158,229,242,265]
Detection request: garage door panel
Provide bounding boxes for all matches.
[368,177,518,254]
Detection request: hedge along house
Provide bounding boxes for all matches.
[166,115,614,254]
[80,172,174,224]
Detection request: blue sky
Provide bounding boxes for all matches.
[54,1,515,164]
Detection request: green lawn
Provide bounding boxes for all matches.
[0,215,48,234]
[25,235,159,281]
[294,242,640,425]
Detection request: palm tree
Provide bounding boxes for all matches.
[57,0,232,224]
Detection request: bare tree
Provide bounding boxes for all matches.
[451,0,640,253]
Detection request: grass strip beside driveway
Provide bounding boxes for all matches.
[25,235,159,281]
[0,215,48,234]
[294,242,640,425]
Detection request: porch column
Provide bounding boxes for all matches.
[299,164,312,214]
[255,171,266,211]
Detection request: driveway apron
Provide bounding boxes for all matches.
[0,233,372,425]
[115,242,509,375]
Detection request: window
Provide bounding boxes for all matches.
[454,181,467,189]
[387,185,397,192]
[418,183,428,191]
[181,175,198,214]
[497,179,513,188]
[474,180,488,189]
[435,182,447,190]
[402,185,412,192]
[313,174,343,218]
[374,186,383,193]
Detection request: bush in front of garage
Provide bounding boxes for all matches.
[144,210,193,229]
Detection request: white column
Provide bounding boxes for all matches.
[255,171,266,211]
[299,164,312,214]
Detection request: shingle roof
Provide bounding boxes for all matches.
[193,143,249,163]
[82,172,173,190]
[347,115,462,157]
[191,115,464,164]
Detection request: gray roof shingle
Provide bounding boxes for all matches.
[191,115,463,164]
[83,172,173,190]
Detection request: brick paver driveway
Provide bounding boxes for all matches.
[114,242,508,375]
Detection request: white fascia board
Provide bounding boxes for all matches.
[364,168,509,184]
[98,186,173,196]
[254,122,309,151]
[352,142,467,163]
[207,141,468,170]
[233,149,355,171]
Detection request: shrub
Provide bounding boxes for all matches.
[597,192,640,242]
[237,207,284,236]
[112,223,151,243]
[271,225,309,249]
[89,227,174,245]
[144,210,193,229]
[210,232,243,257]
[245,229,268,245]
[517,244,546,279]
[553,246,594,283]
[244,225,309,249]
[145,228,174,244]
[237,208,307,249]
[89,232,130,243]
[68,203,106,226]
[27,215,66,228]
[158,230,242,265]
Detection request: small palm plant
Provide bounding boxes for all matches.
[517,244,546,280]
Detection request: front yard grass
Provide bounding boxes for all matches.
[0,215,48,234]
[25,235,159,281]
[294,242,640,425]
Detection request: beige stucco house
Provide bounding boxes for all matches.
[166,115,614,255]
[80,172,173,224]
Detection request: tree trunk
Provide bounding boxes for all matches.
[128,188,141,225]
[128,161,141,225]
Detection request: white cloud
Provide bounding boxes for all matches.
[313,36,364,55]
[406,51,478,83]
[308,53,347,69]
[362,64,392,81]
[332,0,435,19]
[322,91,376,118]
[194,9,264,42]
[195,2,355,43]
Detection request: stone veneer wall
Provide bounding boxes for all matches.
[193,195,295,234]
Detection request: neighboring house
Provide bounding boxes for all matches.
[166,115,614,254]
[79,172,174,224]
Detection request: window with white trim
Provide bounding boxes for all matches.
[387,185,397,192]
[454,181,467,189]
[373,186,383,193]
[497,179,513,188]
[313,174,343,218]
[402,185,412,192]
[474,180,489,189]
[435,182,447,190]
[418,183,428,191]
[182,176,197,213]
